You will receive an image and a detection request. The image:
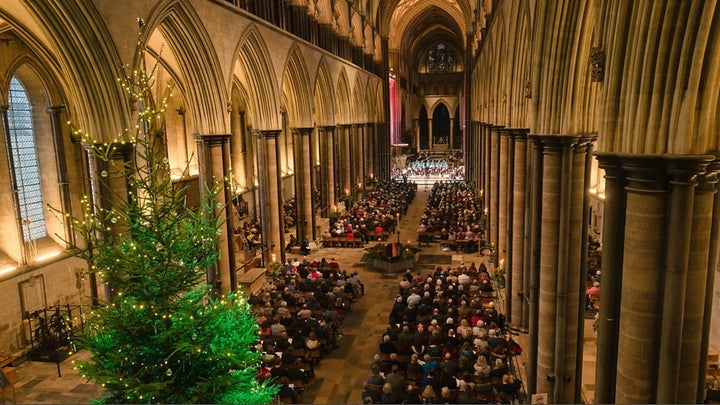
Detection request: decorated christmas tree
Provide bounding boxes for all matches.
[63,20,277,404]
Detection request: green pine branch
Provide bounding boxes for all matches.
[53,20,277,404]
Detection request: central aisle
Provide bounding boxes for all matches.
[298,184,487,404]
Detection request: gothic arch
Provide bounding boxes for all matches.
[352,74,367,124]
[234,25,281,130]
[7,1,127,142]
[336,68,351,125]
[378,0,472,40]
[281,44,313,128]
[314,58,336,127]
[428,99,453,119]
[147,1,229,135]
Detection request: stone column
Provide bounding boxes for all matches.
[489,125,503,255]
[449,117,455,148]
[505,129,515,321]
[464,121,473,183]
[340,124,352,196]
[1,106,27,265]
[498,129,509,268]
[522,135,533,330]
[656,157,709,403]
[351,124,361,190]
[510,129,528,327]
[255,130,284,265]
[483,123,495,213]
[86,142,134,302]
[526,135,544,396]
[593,153,625,404]
[680,160,719,402]
[377,122,391,181]
[612,154,713,403]
[535,136,563,400]
[293,127,314,242]
[323,126,336,210]
[533,134,595,403]
[195,134,236,296]
[698,160,720,403]
[365,123,375,179]
[47,105,75,247]
[615,155,667,404]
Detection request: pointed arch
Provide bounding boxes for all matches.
[146,1,229,134]
[281,44,313,128]
[10,1,128,142]
[314,57,336,127]
[336,68,351,125]
[352,74,367,124]
[429,99,452,118]
[234,25,280,130]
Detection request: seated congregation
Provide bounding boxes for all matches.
[322,180,417,247]
[250,257,364,403]
[416,181,486,253]
[362,263,523,404]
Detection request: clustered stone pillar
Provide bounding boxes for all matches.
[526,136,544,396]
[195,134,236,296]
[47,105,75,248]
[377,122,391,181]
[364,123,375,179]
[293,127,314,242]
[339,124,352,196]
[489,125,503,260]
[84,142,134,303]
[498,129,509,269]
[479,123,488,211]
[592,152,718,404]
[255,129,284,265]
[529,134,596,403]
[322,125,336,211]
[509,129,529,327]
[699,160,720,403]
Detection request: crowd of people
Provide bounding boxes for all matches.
[362,263,523,404]
[324,180,417,244]
[392,151,465,180]
[417,181,486,253]
[251,257,365,403]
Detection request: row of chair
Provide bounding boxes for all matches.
[321,236,365,248]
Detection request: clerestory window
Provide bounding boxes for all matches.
[7,76,47,242]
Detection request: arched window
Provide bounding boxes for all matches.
[7,76,47,242]
[427,43,455,73]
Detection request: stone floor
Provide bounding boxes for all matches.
[1,185,599,404]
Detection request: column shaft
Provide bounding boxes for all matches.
[680,167,716,402]
[293,127,314,242]
[657,158,705,403]
[526,136,544,395]
[593,153,624,403]
[324,126,336,209]
[616,156,667,403]
[511,131,528,327]
[698,160,720,403]
[195,134,236,296]
[255,130,283,265]
[505,129,515,322]
[499,129,509,269]
[536,139,562,398]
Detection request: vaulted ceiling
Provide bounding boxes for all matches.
[376,0,475,76]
